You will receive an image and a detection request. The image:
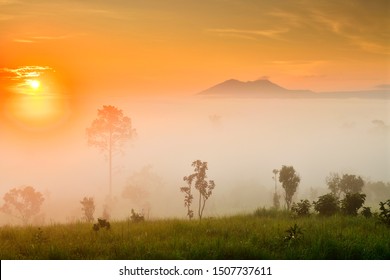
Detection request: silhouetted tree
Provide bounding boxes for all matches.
[80,197,95,222]
[313,193,339,216]
[279,165,300,210]
[0,186,44,224]
[86,105,136,198]
[291,199,311,217]
[341,192,366,216]
[181,160,215,220]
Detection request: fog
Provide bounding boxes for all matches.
[1,95,389,225]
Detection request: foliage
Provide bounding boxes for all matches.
[361,207,373,218]
[291,199,311,217]
[326,172,364,198]
[0,186,44,224]
[86,105,136,197]
[93,218,111,231]
[284,224,304,243]
[130,209,145,223]
[340,193,366,216]
[279,165,300,210]
[339,174,364,195]
[181,160,215,220]
[313,193,339,216]
[378,199,390,227]
[80,197,95,222]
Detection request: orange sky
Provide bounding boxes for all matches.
[0,0,388,96]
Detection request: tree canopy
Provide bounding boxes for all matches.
[279,165,300,210]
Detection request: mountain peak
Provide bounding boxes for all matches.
[198,78,290,96]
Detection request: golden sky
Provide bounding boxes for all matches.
[0,0,389,96]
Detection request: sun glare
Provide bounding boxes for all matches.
[2,66,71,131]
[29,80,40,90]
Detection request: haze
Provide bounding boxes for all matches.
[0,0,389,224]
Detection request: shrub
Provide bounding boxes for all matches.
[313,193,339,216]
[284,224,304,243]
[378,199,390,227]
[130,209,145,223]
[361,207,372,218]
[341,193,366,216]
[291,199,311,217]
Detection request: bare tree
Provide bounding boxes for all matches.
[181,160,215,220]
[86,105,136,198]
[0,186,44,224]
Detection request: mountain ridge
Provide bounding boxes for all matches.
[198,78,389,99]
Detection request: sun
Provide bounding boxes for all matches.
[29,80,40,90]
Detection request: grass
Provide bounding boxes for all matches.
[0,212,389,259]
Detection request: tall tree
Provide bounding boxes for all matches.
[181,160,215,220]
[86,105,136,198]
[279,165,300,210]
[0,186,44,224]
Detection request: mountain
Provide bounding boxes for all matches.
[198,79,314,97]
[198,78,389,99]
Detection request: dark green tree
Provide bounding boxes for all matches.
[279,165,300,210]
[291,199,311,217]
[313,193,339,216]
[181,160,215,220]
[86,105,136,198]
[340,192,366,216]
[0,186,44,224]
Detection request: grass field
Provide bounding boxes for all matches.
[1,211,389,260]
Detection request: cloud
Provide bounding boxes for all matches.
[206,28,289,40]
[1,66,53,81]
[13,33,84,44]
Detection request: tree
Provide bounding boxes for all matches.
[313,193,339,216]
[86,105,136,198]
[326,172,364,198]
[181,160,215,220]
[339,174,364,195]
[291,199,311,217]
[0,186,44,224]
[80,197,95,222]
[279,165,300,210]
[326,173,342,198]
[340,193,366,216]
[272,169,280,209]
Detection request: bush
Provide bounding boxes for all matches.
[130,209,145,223]
[341,193,366,216]
[378,199,390,227]
[361,207,373,218]
[313,193,339,216]
[291,199,311,217]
